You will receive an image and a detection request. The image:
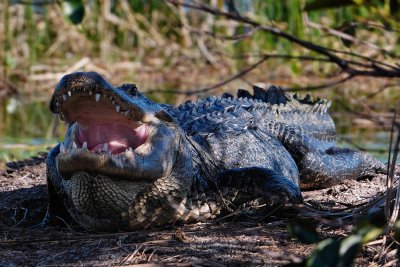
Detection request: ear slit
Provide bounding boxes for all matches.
[155,110,175,122]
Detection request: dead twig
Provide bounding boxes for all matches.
[145,55,269,95]
[287,75,355,92]
[304,17,396,58]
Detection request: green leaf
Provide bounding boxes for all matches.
[338,235,362,266]
[62,0,85,24]
[287,220,320,244]
[304,0,356,11]
[306,238,340,267]
[338,225,382,266]
[357,225,382,243]
[5,53,17,69]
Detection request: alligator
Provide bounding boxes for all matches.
[46,72,385,231]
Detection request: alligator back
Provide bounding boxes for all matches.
[168,85,335,145]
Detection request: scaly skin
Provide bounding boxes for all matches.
[46,72,385,231]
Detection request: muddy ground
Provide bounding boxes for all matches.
[0,155,397,266]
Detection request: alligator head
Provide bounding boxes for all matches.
[49,72,192,231]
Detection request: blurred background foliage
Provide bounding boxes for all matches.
[0,0,399,163]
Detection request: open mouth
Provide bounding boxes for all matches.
[66,95,147,155]
[53,87,149,156]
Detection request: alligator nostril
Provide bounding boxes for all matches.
[120,84,138,96]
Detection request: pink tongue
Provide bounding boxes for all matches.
[77,123,147,155]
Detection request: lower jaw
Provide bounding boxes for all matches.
[64,171,150,231]
[56,147,136,180]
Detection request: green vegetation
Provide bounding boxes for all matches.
[0,1,398,158]
[288,216,385,266]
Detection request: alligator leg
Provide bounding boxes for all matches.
[42,144,74,227]
[279,127,387,189]
[39,177,73,228]
[214,167,303,205]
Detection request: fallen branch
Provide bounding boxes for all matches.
[166,0,400,79]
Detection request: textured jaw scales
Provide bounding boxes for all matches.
[58,93,148,155]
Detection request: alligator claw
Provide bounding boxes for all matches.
[263,179,303,206]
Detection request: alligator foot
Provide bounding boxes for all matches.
[216,167,303,206]
[261,170,303,205]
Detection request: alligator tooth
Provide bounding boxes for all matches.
[89,91,92,95]
[56,102,59,106]
[124,111,129,116]
[72,142,77,149]
[125,147,134,159]
[95,94,101,102]
[68,91,72,97]
[82,141,88,149]
[103,143,109,152]
[62,95,67,101]
[60,143,65,153]
[115,105,120,112]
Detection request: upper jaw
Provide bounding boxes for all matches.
[50,72,168,124]
[51,80,142,123]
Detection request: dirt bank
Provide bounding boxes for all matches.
[0,155,396,266]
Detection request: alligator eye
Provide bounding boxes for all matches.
[120,84,138,96]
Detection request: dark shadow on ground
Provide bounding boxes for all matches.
[0,186,48,227]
